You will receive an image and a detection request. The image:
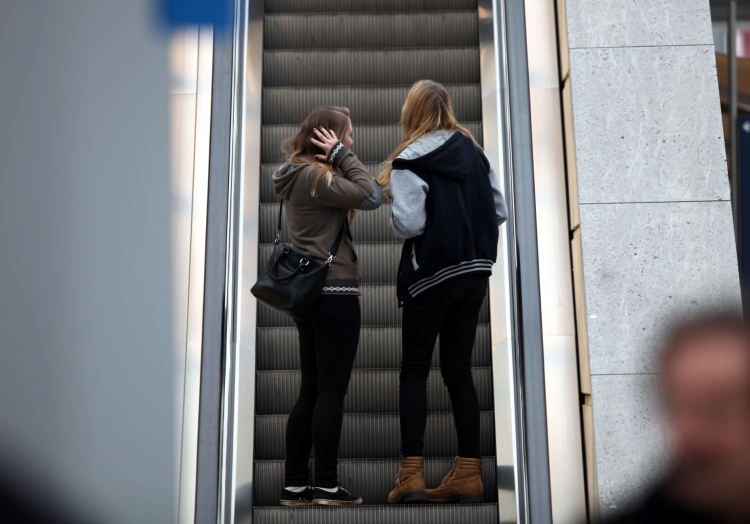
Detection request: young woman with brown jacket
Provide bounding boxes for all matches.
[273,106,381,506]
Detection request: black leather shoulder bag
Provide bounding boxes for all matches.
[251,199,348,320]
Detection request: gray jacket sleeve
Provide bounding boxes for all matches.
[389,168,429,239]
[485,153,508,226]
[358,179,383,210]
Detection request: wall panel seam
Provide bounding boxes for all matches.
[579,200,731,206]
[569,43,716,51]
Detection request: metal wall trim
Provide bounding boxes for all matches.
[173,26,215,524]
[226,0,263,522]
[501,0,553,523]
[194,25,236,524]
[524,0,588,519]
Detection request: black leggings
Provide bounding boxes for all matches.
[400,274,488,458]
[285,295,361,488]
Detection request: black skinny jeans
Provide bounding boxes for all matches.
[285,295,361,488]
[400,273,488,459]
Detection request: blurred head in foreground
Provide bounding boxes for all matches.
[661,313,750,521]
[612,312,750,523]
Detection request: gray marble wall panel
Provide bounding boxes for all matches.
[591,374,669,519]
[580,201,741,375]
[565,0,713,49]
[563,0,741,516]
[569,45,728,204]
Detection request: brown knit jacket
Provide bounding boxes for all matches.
[272,146,382,295]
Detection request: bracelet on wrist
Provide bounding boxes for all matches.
[326,141,345,165]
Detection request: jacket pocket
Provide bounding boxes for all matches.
[411,242,419,271]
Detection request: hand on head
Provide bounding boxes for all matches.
[310,127,339,161]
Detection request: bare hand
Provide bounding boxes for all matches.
[310,127,339,161]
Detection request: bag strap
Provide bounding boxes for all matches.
[326,218,349,265]
[275,199,284,244]
[277,199,350,267]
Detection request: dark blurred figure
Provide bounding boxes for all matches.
[610,313,750,524]
[0,457,88,524]
[0,480,78,524]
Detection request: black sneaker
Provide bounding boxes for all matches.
[280,486,314,506]
[312,485,363,505]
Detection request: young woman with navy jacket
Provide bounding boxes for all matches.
[378,80,508,505]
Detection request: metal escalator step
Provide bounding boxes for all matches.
[253,457,499,506]
[252,504,501,524]
[260,163,384,203]
[259,242,402,283]
[255,411,496,459]
[257,325,492,370]
[257,285,491,328]
[260,164,277,203]
[262,123,483,164]
[265,0,478,14]
[265,13,477,50]
[262,85,481,125]
[263,49,480,88]
[259,203,397,244]
[255,367,493,414]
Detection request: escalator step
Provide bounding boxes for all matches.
[257,285,491,328]
[257,325,492,370]
[253,457,499,506]
[264,49,480,88]
[261,85,481,126]
[265,12,477,50]
[265,0,478,14]
[255,368,494,414]
[261,164,277,202]
[259,242,403,283]
[259,203,397,245]
[262,123,483,164]
[255,411,496,459]
[260,163,383,203]
[252,505,501,524]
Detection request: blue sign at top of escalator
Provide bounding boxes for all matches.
[162,0,233,28]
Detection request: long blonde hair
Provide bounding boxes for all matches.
[376,80,480,188]
[282,106,351,196]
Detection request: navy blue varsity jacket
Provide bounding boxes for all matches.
[390,130,508,307]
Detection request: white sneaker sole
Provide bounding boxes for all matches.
[280,499,315,506]
[313,497,363,506]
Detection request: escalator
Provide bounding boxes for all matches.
[252,0,503,521]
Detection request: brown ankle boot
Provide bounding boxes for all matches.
[425,456,483,503]
[387,456,426,503]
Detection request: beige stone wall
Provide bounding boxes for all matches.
[558,0,742,518]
